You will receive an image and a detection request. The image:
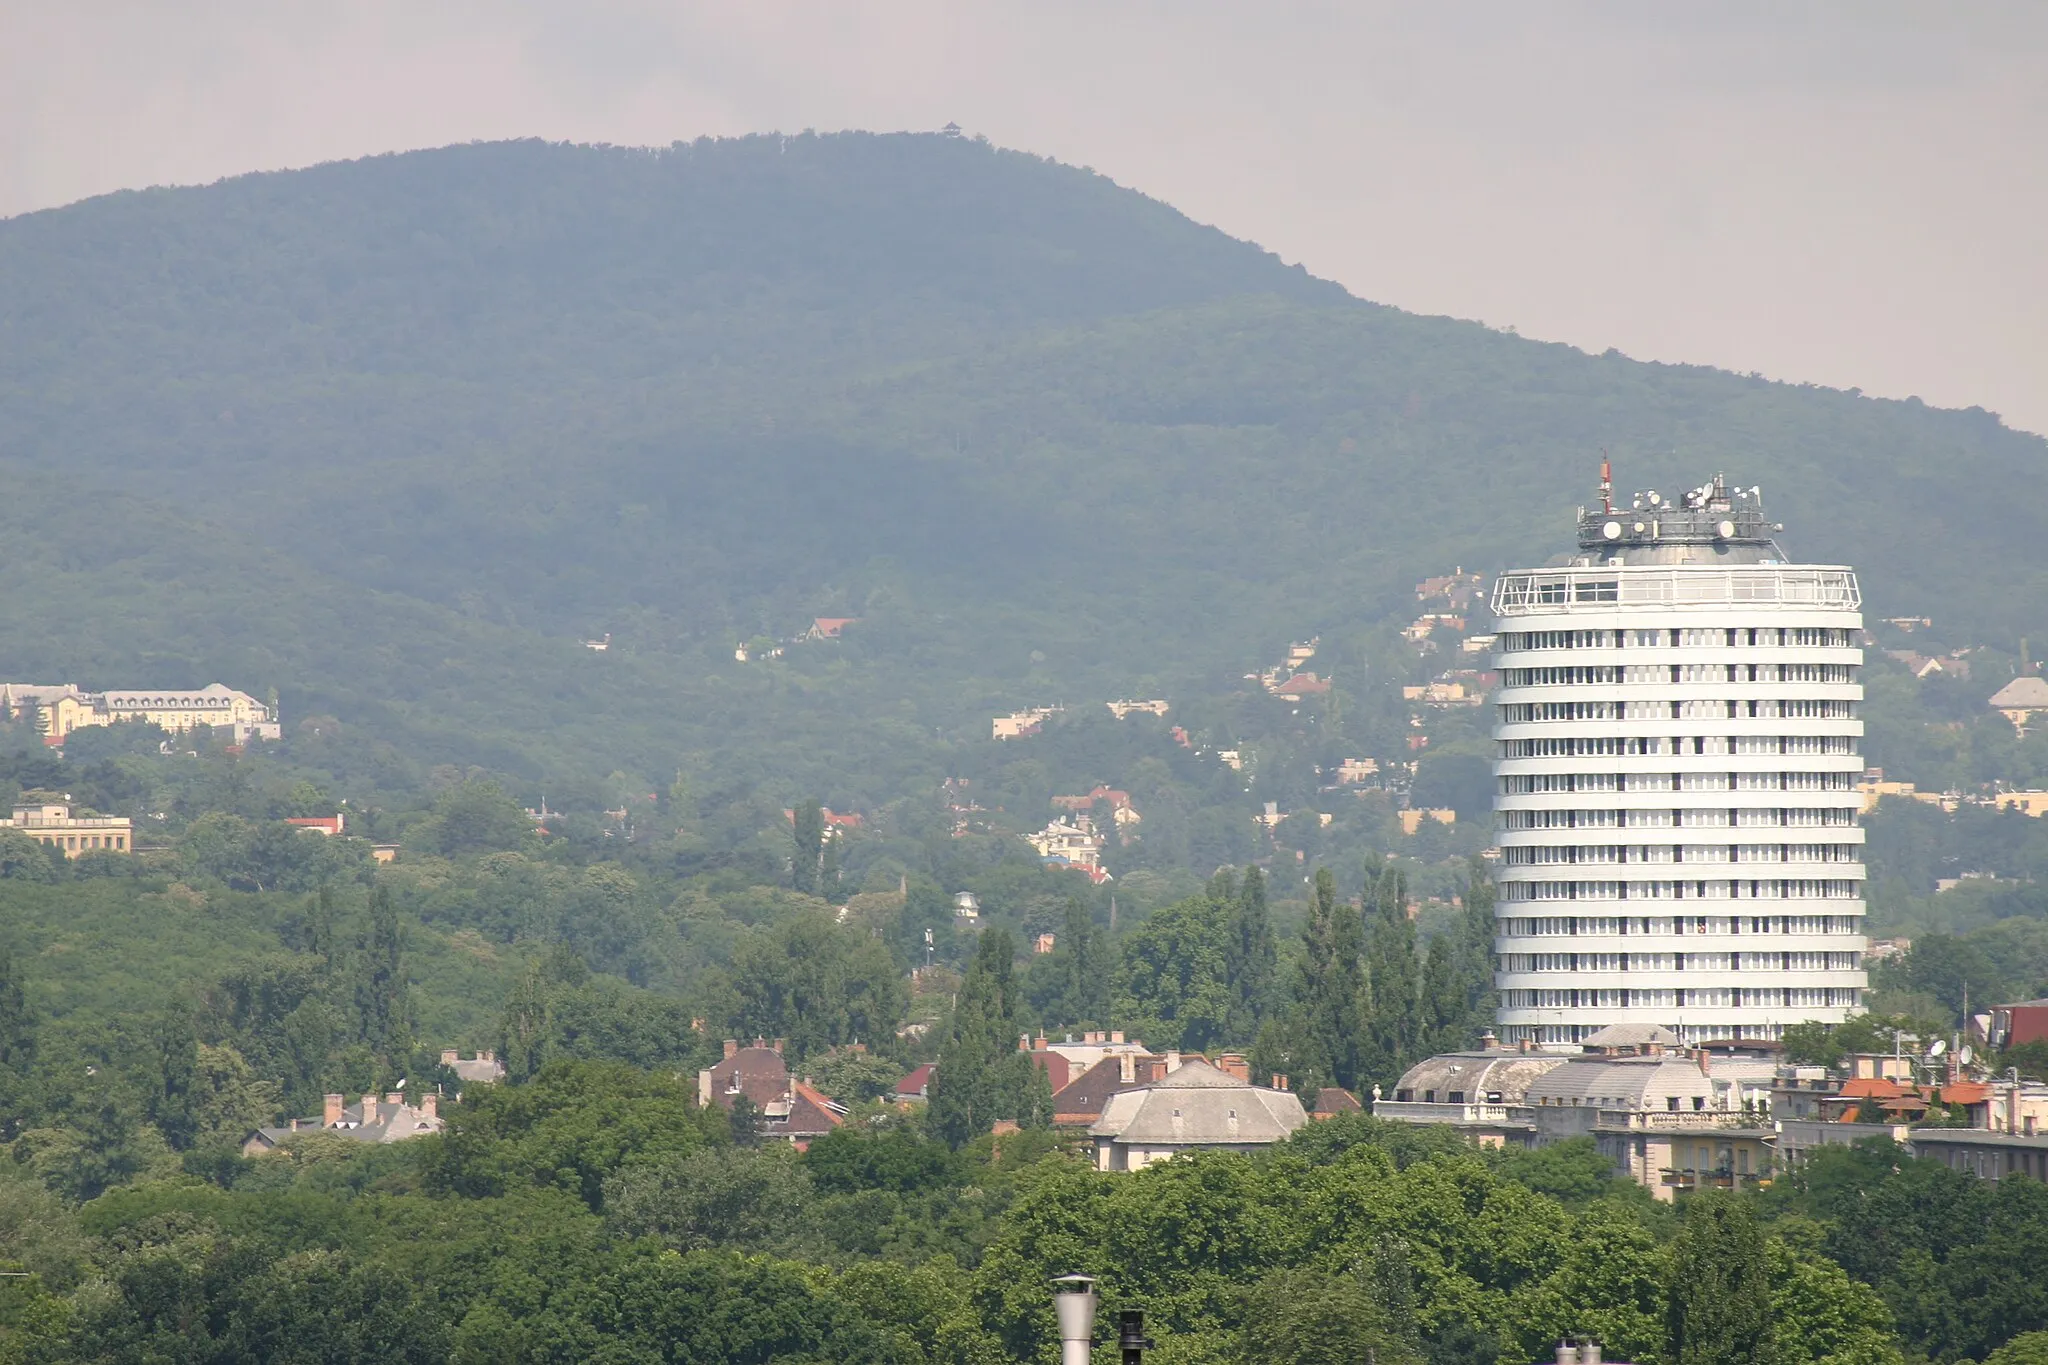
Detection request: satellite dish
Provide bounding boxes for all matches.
[1633,522,1647,534]
[1929,1039,1947,1057]
[1960,1046,1975,1065]
[1716,520,1736,539]
[1603,520,1622,540]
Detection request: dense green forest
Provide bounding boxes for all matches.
[5,1074,2047,1365]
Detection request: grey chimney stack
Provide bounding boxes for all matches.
[1050,1275,1098,1365]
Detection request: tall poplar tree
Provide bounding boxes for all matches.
[790,799,825,895]
[1364,862,1420,1083]
[927,929,1035,1147]
[356,886,411,1065]
[1289,867,1365,1092]
[1225,866,1278,1042]
[0,945,35,1138]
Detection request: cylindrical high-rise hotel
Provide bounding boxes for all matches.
[1490,472,1867,1048]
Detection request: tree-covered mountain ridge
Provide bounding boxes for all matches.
[2,131,2042,789]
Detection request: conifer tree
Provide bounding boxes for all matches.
[928,929,1035,1147]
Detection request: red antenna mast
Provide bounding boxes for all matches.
[1598,451,1613,513]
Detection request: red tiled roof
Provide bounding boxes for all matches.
[705,1045,790,1110]
[893,1063,935,1099]
[1937,1082,1993,1106]
[1838,1077,1906,1100]
[1052,1056,1145,1125]
[1312,1086,1362,1115]
[1273,673,1332,696]
[778,1080,847,1138]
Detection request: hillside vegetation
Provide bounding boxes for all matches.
[2,131,2043,795]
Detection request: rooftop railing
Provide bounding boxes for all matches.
[1493,567,1860,616]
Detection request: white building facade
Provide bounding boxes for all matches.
[1491,474,1868,1048]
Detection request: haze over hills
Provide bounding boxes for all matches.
[2,130,2043,791]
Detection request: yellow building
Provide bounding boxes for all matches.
[2,800,132,856]
[1993,791,2048,818]
[1399,807,1456,835]
[100,685,276,736]
[3,682,279,742]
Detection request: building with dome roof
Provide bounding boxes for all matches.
[1088,1058,1307,1170]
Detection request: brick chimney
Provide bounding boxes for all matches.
[1270,1073,1290,1092]
[1214,1053,1251,1082]
[386,1091,405,1105]
[1110,1031,1125,1044]
[772,1038,785,1055]
[324,1093,344,1127]
[479,1049,494,1064]
[440,1049,459,1066]
[420,1093,438,1121]
[724,1039,740,1060]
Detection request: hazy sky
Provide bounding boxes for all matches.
[6,2,2044,435]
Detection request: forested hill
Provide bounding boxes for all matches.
[2,131,2044,788]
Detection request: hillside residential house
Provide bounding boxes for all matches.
[1398,808,1456,835]
[243,1091,441,1155]
[1415,568,1484,608]
[1106,699,1170,719]
[1988,999,2048,1051]
[3,682,279,743]
[439,1049,507,1086]
[806,617,858,640]
[1090,1059,1307,1170]
[1027,815,1110,882]
[1990,677,2048,734]
[891,1063,935,1103]
[1,800,132,856]
[286,814,346,836]
[992,705,1062,740]
[697,1039,847,1148]
[1269,672,1331,698]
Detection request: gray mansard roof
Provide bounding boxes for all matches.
[1392,1052,1566,1103]
[1090,1059,1307,1147]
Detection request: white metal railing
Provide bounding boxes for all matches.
[1493,567,1860,616]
